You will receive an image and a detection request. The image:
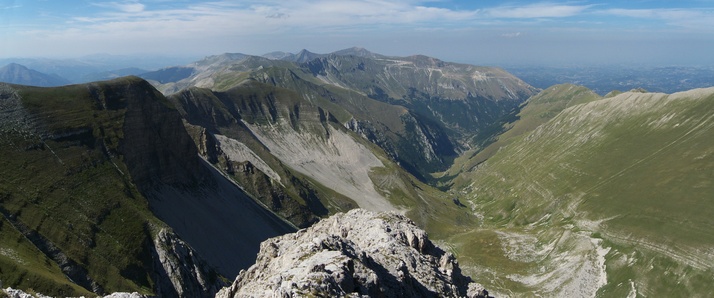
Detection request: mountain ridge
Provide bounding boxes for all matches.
[145,48,537,180]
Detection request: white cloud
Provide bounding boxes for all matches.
[37,1,598,41]
[46,0,485,42]
[92,1,146,13]
[602,8,714,29]
[501,32,522,38]
[486,3,592,18]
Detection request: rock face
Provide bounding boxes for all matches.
[151,229,225,298]
[96,77,210,189]
[216,209,489,298]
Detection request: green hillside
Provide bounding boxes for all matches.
[450,87,714,296]
[0,77,292,296]
[444,84,602,187]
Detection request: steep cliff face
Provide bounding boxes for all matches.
[168,85,331,227]
[103,78,210,189]
[217,209,489,298]
[0,77,286,296]
[168,80,476,246]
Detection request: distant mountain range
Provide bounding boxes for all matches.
[0,54,196,83]
[507,65,714,95]
[0,63,71,87]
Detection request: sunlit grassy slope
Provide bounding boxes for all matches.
[444,84,601,187]
[449,87,714,296]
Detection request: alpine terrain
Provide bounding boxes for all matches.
[0,48,712,297]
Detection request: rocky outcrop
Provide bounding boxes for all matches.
[216,209,489,298]
[1,288,146,298]
[151,228,225,298]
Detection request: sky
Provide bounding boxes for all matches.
[2,0,714,66]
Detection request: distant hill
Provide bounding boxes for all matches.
[139,66,194,84]
[0,63,70,86]
[81,67,148,82]
[0,54,196,83]
[263,47,382,62]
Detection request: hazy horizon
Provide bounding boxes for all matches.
[2,0,714,67]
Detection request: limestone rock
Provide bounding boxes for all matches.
[216,209,489,298]
[152,228,225,298]
[2,288,52,298]
[1,288,147,298]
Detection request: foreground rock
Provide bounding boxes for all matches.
[217,209,489,298]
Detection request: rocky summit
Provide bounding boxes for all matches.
[217,209,489,298]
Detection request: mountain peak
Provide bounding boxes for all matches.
[292,49,322,63]
[2,62,29,70]
[296,48,315,55]
[332,46,380,58]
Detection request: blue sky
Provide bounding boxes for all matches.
[2,0,714,66]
